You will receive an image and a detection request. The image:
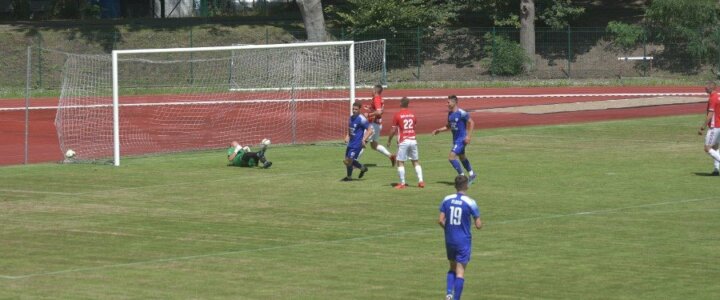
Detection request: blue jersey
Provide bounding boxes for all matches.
[447,109,470,143]
[348,114,370,148]
[439,193,480,246]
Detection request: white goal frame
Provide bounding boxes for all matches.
[111,41,356,166]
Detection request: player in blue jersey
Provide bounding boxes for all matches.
[342,101,375,181]
[438,175,483,300]
[432,95,477,184]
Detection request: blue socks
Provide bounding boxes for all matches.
[449,159,463,175]
[346,165,353,177]
[446,271,456,295]
[454,277,465,300]
[461,159,473,174]
[352,160,363,169]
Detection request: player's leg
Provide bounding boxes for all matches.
[452,246,471,300]
[369,123,395,165]
[395,142,409,188]
[408,141,424,187]
[446,260,457,300]
[453,263,467,300]
[448,143,464,175]
[458,153,476,183]
[445,244,458,299]
[713,143,720,175]
[705,129,720,175]
[343,147,359,181]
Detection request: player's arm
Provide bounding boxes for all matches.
[465,117,475,144]
[438,212,446,229]
[362,126,374,146]
[699,110,714,135]
[387,126,398,148]
[228,145,242,161]
[474,217,483,230]
[433,122,450,135]
[345,131,350,144]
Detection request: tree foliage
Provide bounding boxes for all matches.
[457,0,584,28]
[481,32,529,76]
[644,0,720,67]
[605,21,645,54]
[325,0,457,35]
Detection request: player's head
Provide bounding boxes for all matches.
[447,95,459,110]
[706,81,717,94]
[231,141,240,147]
[373,84,383,95]
[352,101,362,116]
[400,97,410,108]
[454,175,469,192]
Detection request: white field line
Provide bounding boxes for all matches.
[0,92,705,112]
[1,195,715,280]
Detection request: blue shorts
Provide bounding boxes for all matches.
[345,146,362,160]
[445,243,472,264]
[451,140,466,155]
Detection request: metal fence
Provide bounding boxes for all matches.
[1,23,719,93]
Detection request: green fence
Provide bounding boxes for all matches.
[1,22,718,95]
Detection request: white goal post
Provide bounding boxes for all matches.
[54,40,386,166]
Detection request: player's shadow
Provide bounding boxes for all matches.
[693,172,719,177]
[436,181,455,186]
[364,163,378,167]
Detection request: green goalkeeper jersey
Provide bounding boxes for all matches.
[227,146,257,167]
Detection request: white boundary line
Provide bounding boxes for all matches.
[1,196,715,280]
[0,92,706,112]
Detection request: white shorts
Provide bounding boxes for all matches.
[367,123,382,143]
[397,140,419,161]
[705,128,720,146]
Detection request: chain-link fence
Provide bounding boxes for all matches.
[2,22,719,95]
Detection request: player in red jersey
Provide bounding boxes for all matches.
[698,81,720,175]
[363,84,396,166]
[387,97,424,189]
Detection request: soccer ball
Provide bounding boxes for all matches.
[65,149,76,159]
[261,138,271,146]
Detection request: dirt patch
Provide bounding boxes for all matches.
[474,96,706,114]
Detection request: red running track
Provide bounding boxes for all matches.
[0,86,706,166]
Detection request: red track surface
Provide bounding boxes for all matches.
[0,86,706,166]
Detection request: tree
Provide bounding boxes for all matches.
[609,0,720,71]
[297,0,327,42]
[520,0,535,70]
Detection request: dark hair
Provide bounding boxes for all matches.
[454,175,469,191]
[448,95,458,103]
[353,101,363,108]
[374,84,384,93]
[400,97,410,108]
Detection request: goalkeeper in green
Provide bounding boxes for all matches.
[227,141,272,168]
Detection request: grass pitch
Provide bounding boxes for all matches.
[1,115,719,299]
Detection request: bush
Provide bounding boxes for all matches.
[481,32,528,76]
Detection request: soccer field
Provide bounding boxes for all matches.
[1,114,718,299]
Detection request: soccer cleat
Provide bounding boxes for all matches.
[712,170,719,176]
[394,183,407,190]
[445,294,453,300]
[468,174,477,185]
[341,177,353,182]
[359,166,369,178]
[262,161,272,169]
[418,181,425,188]
[390,154,397,167]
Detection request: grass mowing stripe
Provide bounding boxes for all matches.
[2,195,713,280]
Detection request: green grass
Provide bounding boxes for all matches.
[1,115,719,299]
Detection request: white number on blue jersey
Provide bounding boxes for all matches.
[449,206,462,225]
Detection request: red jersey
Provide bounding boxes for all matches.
[368,95,383,124]
[392,108,417,143]
[707,91,720,128]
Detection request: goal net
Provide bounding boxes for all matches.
[54,41,384,166]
